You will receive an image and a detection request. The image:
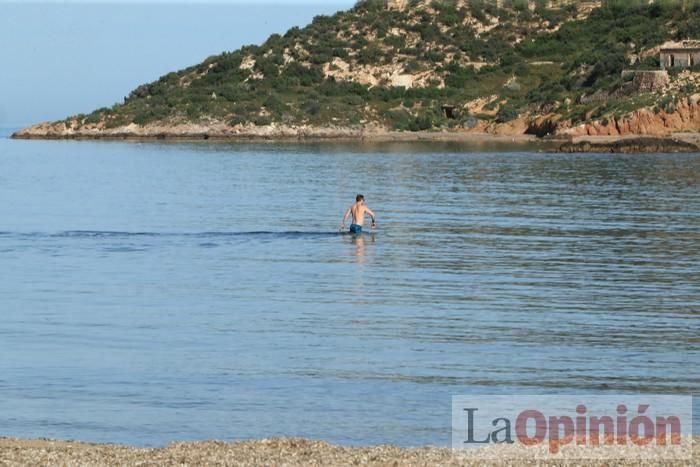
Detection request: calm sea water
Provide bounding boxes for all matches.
[0,127,698,447]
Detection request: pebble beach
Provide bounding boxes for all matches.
[1,437,697,466]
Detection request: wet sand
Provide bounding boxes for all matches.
[0,437,697,466]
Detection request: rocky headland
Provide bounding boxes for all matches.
[11,1,700,153]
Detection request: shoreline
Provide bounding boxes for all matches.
[9,127,700,153]
[1,436,697,466]
[10,129,542,144]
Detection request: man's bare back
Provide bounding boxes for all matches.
[348,202,374,226]
[341,194,376,233]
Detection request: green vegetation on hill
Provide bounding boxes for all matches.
[71,0,700,132]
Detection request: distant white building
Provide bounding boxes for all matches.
[660,40,700,69]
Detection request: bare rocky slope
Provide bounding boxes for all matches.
[529,94,700,137]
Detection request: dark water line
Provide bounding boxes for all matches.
[0,230,378,239]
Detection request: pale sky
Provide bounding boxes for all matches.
[0,1,354,127]
[1,1,341,3]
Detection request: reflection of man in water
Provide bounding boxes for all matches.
[347,227,376,264]
[340,194,376,234]
[352,233,365,260]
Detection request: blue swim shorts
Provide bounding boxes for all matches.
[349,224,362,234]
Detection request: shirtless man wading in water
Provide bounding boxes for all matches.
[340,194,376,234]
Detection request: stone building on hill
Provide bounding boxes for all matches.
[660,40,700,69]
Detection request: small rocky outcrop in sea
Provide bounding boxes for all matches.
[556,137,700,154]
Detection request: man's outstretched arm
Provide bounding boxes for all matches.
[341,207,352,227]
[366,208,376,226]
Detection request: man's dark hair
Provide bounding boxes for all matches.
[356,194,365,202]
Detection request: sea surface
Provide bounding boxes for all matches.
[0,127,698,447]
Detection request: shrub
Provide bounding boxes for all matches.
[384,35,405,49]
[409,114,434,131]
[264,94,287,114]
[385,109,413,130]
[253,115,273,126]
[583,51,626,87]
[303,100,321,116]
[358,45,383,64]
[229,115,247,126]
[495,103,519,123]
